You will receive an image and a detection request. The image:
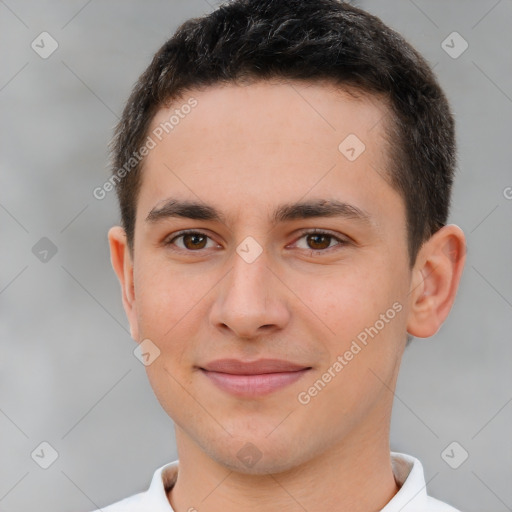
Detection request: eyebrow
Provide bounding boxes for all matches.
[145,198,373,227]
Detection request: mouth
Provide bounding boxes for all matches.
[199,358,312,397]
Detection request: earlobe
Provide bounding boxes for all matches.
[108,226,139,340]
[406,224,466,338]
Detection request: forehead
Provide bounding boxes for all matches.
[149,79,391,154]
[138,80,400,230]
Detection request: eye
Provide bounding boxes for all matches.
[165,230,219,251]
[292,230,348,252]
[164,229,349,254]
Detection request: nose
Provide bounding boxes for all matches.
[209,245,290,340]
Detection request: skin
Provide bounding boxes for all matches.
[108,80,466,512]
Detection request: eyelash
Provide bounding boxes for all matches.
[164,229,349,254]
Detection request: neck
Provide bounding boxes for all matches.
[168,417,399,512]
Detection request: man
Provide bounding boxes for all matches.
[96,0,466,510]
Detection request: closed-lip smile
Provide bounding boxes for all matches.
[199,358,312,397]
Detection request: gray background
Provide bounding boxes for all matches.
[1,1,511,511]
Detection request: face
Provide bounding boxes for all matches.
[113,80,417,473]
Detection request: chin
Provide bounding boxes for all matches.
[219,451,302,476]
[207,433,314,476]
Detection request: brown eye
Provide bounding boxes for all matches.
[182,233,207,250]
[306,233,332,250]
[292,230,348,253]
[166,231,216,251]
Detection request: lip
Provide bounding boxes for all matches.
[201,358,310,374]
[199,358,312,397]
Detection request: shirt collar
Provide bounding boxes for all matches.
[144,459,178,511]
[381,452,429,511]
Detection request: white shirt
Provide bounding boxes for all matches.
[91,452,460,512]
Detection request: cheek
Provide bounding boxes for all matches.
[291,267,383,341]
[294,264,406,372]
[134,259,206,333]
[133,260,218,380]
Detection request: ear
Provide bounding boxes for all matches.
[406,224,466,338]
[108,226,139,341]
